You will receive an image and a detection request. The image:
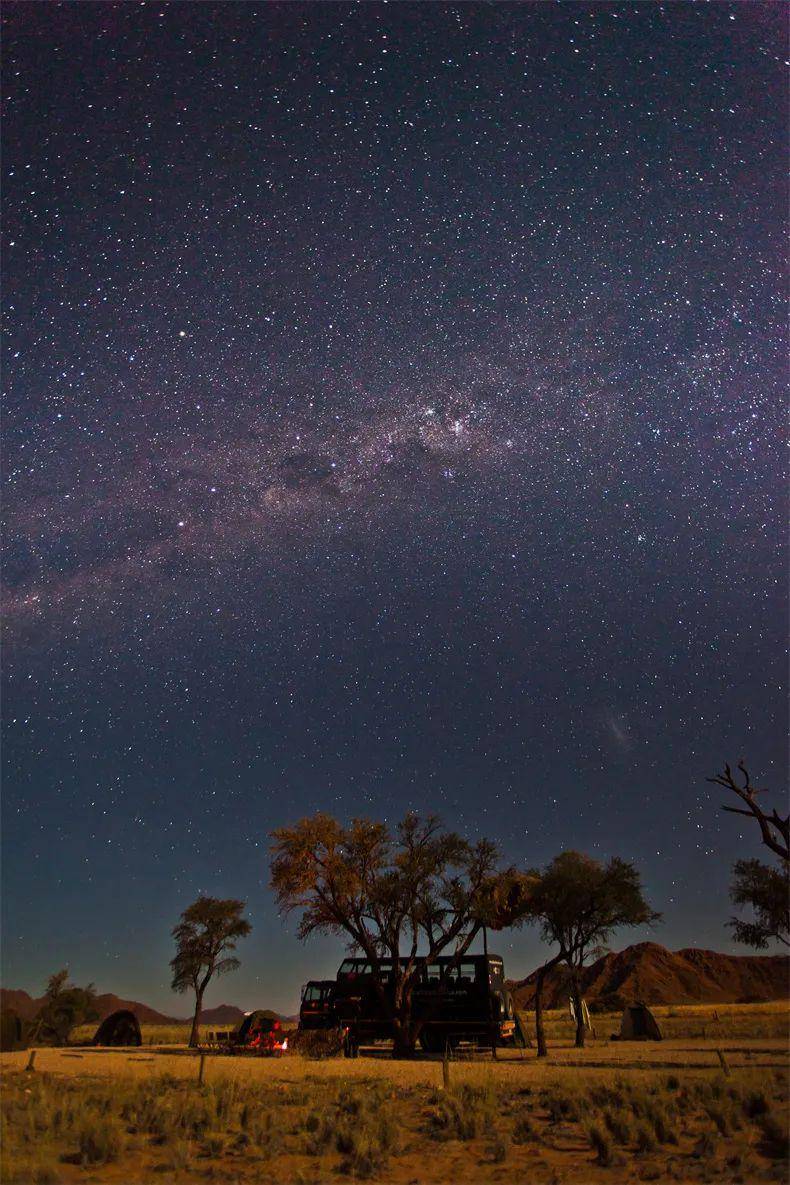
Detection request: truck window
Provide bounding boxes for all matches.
[436,961,477,985]
[338,960,373,977]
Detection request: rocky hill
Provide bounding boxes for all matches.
[199,1004,247,1025]
[0,989,246,1026]
[509,942,789,1009]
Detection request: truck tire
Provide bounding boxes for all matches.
[420,1027,455,1054]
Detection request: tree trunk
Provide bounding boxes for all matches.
[534,963,549,1058]
[189,989,204,1049]
[391,1016,417,1059]
[570,974,585,1048]
[534,952,565,1058]
[389,981,417,1059]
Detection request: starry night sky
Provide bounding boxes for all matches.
[2,2,786,1016]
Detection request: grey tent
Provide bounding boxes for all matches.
[92,1009,142,1047]
[0,1008,29,1051]
[618,1002,662,1041]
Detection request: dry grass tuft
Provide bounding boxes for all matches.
[427,1081,497,1141]
[586,1122,614,1165]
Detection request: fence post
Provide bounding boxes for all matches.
[442,1047,451,1090]
[715,1048,730,1076]
[25,1050,36,1072]
[198,1053,206,1085]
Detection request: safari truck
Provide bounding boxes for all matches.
[299,952,517,1054]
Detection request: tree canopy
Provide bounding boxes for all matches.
[270,812,507,956]
[32,970,99,1046]
[529,851,659,959]
[729,859,789,949]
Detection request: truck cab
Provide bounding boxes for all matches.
[298,980,336,1031]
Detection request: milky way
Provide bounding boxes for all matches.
[1,3,786,1012]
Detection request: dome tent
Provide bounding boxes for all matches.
[617,1002,662,1041]
[0,1008,29,1051]
[92,1009,142,1046]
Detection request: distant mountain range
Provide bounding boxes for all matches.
[0,989,247,1026]
[508,942,789,1009]
[4,942,787,1026]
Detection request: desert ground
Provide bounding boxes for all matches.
[2,1003,788,1184]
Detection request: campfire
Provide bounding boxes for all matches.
[245,1017,288,1055]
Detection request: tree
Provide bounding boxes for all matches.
[729,860,789,949]
[270,812,513,1057]
[708,761,789,862]
[31,970,99,1046]
[525,852,660,1053]
[708,762,789,949]
[170,896,252,1048]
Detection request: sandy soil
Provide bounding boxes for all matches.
[3,1035,788,1084]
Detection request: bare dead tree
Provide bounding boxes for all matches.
[708,761,789,863]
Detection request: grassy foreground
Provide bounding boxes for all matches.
[2,1060,788,1183]
[4,1003,788,1183]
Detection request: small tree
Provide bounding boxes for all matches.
[270,812,514,1057]
[708,762,789,949]
[170,896,252,1047]
[32,970,99,1046]
[526,852,659,1053]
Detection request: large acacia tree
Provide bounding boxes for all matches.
[270,812,519,1057]
[171,896,252,1047]
[526,851,659,1054]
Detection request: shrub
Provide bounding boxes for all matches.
[337,1132,384,1179]
[428,1083,496,1142]
[335,1112,397,1178]
[586,1123,614,1166]
[3,1159,62,1185]
[743,1090,769,1119]
[248,1109,275,1142]
[75,1117,125,1165]
[647,1103,679,1144]
[487,1137,508,1163]
[692,1132,717,1159]
[294,1028,344,1058]
[634,1123,657,1155]
[296,1084,397,1171]
[303,1117,334,1155]
[603,1107,633,1145]
[153,1137,192,1173]
[200,1131,227,1157]
[705,1103,740,1137]
[757,1113,790,1160]
[543,1086,585,1123]
[512,1115,538,1144]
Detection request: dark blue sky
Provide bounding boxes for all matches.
[2,2,786,1016]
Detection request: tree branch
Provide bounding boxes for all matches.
[709,762,789,862]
